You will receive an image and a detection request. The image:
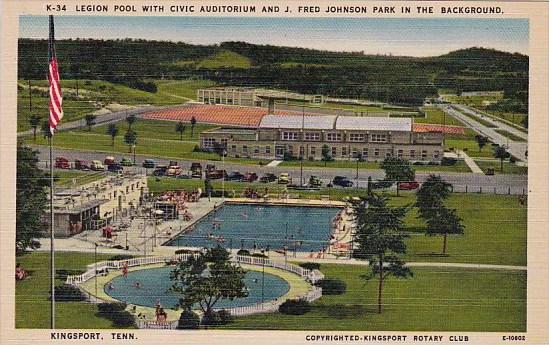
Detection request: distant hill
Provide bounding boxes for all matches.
[18,39,528,106]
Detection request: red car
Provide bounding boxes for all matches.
[74,159,90,171]
[54,156,70,169]
[398,181,420,190]
[242,172,258,182]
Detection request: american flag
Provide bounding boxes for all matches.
[48,15,63,134]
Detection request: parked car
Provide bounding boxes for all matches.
[225,171,244,181]
[333,176,353,187]
[308,175,322,187]
[259,173,277,183]
[370,180,394,189]
[485,167,495,176]
[107,163,123,173]
[74,159,90,171]
[190,162,202,178]
[103,156,116,165]
[54,156,70,169]
[278,173,291,184]
[205,164,226,179]
[166,161,182,177]
[142,159,156,168]
[242,172,258,182]
[153,165,168,176]
[90,160,105,171]
[398,181,420,190]
[120,157,133,166]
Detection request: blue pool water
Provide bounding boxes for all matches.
[165,204,341,253]
[105,266,290,309]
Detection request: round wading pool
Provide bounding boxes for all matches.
[104,266,290,309]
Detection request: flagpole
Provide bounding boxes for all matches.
[48,14,56,330]
[49,134,55,330]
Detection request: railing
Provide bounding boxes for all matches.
[66,253,324,329]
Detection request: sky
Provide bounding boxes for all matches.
[19,16,529,57]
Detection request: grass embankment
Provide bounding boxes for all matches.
[279,159,471,173]
[149,178,527,266]
[224,265,526,332]
[494,129,527,143]
[474,160,528,175]
[15,252,120,328]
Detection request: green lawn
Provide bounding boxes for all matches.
[475,160,528,175]
[15,251,126,329]
[223,265,526,332]
[494,129,527,142]
[445,139,497,158]
[389,193,527,266]
[415,107,466,126]
[53,170,106,188]
[280,159,471,173]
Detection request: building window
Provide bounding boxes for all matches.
[299,146,305,157]
[351,148,358,157]
[386,151,392,158]
[242,146,248,154]
[342,147,348,157]
[370,134,388,143]
[265,146,271,154]
[331,147,337,156]
[126,186,129,194]
[397,149,403,158]
[374,149,380,157]
[349,133,365,142]
[362,148,369,158]
[288,146,294,155]
[254,146,260,154]
[310,147,316,155]
[114,191,117,198]
[434,150,440,159]
[410,150,415,158]
[202,138,216,148]
[421,150,427,159]
[282,131,299,141]
[304,132,321,141]
[231,145,237,153]
[326,132,342,142]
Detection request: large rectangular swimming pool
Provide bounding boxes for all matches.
[165,203,341,253]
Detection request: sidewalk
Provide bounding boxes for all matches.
[457,150,483,174]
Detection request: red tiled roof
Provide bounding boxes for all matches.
[413,124,465,135]
[142,104,298,127]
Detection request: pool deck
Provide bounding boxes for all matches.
[78,262,310,323]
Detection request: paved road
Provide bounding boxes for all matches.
[443,104,528,162]
[34,146,528,195]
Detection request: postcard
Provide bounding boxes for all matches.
[1,1,547,344]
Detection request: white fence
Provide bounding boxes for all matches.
[65,253,324,329]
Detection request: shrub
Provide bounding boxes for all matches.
[298,262,320,271]
[53,284,87,301]
[509,156,517,164]
[96,302,135,327]
[237,249,251,256]
[441,157,457,166]
[315,278,347,295]
[177,310,200,329]
[278,299,311,315]
[175,249,200,255]
[193,145,201,152]
[413,161,425,166]
[109,254,135,261]
[251,253,268,258]
[217,309,233,324]
[201,310,232,326]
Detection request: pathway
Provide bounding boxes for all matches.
[457,150,483,174]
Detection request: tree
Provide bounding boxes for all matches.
[123,129,137,153]
[204,178,213,196]
[425,206,464,255]
[175,121,186,141]
[190,116,197,137]
[321,144,332,166]
[106,123,119,146]
[493,145,510,172]
[415,174,453,220]
[29,115,41,141]
[380,157,415,196]
[352,193,412,313]
[84,114,96,131]
[474,135,489,152]
[126,114,137,130]
[16,144,49,252]
[170,246,248,316]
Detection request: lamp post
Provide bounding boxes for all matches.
[222,148,226,201]
[132,145,136,166]
[94,243,98,299]
[355,153,362,189]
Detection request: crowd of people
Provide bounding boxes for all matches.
[15,263,28,280]
[242,187,260,199]
[158,189,201,210]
